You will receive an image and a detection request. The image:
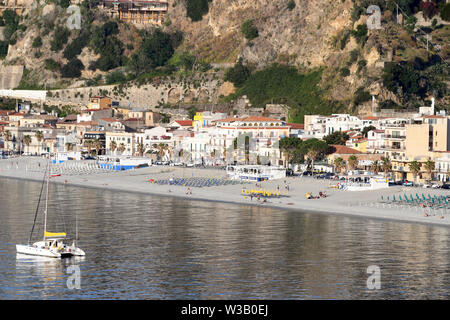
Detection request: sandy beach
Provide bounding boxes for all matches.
[1,157,450,227]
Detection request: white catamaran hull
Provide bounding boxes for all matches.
[16,244,63,258]
[16,157,86,259]
[16,242,85,258]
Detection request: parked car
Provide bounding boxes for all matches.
[441,184,450,189]
[422,183,431,189]
[431,183,441,189]
[402,180,413,187]
[302,171,313,176]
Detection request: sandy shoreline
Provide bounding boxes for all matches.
[1,158,450,228]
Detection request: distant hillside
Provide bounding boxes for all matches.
[0,0,448,122]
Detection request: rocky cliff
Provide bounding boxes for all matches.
[0,0,448,117]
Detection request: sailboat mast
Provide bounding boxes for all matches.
[75,211,78,245]
[43,157,50,241]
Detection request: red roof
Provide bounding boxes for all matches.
[77,121,98,126]
[213,116,239,123]
[329,144,362,154]
[123,118,140,122]
[240,116,282,122]
[424,115,445,119]
[101,118,120,123]
[286,123,304,129]
[175,120,193,126]
[362,116,383,120]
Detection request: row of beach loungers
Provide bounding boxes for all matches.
[0,160,119,176]
[380,193,450,210]
[241,189,289,198]
[155,177,247,188]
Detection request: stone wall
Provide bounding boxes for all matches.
[0,65,24,89]
[45,79,220,110]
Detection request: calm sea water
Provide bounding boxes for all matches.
[0,177,449,299]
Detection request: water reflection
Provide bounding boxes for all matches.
[0,177,449,299]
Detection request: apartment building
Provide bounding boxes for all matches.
[105,131,135,156]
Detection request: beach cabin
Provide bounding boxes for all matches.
[98,155,152,170]
[226,165,286,181]
[346,176,389,191]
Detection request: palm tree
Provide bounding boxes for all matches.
[3,130,11,151]
[118,143,126,154]
[93,139,103,155]
[157,143,167,160]
[423,160,435,182]
[84,139,94,155]
[109,140,117,154]
[333,157,345,174]
[348,155,358,171]
[381,157,392,178]
[65,142,74,152]
[371,160,380,175]
[137,143,145,157]
[23,135,32,154]
[408,161,421,184]
[35,131,44,154]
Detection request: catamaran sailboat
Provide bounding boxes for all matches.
[16,158,85,258]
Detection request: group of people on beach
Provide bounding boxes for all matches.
[305,191,327,199]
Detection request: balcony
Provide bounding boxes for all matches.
[378,145,406,152]
[385,135,406,140]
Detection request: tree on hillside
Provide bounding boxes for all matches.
[441,3,450,21]
[128,29,176,76]
[186,0,211,22]
[241,20,259,40]
[323,131,349,145]
[188,106,197,120]
[361,125,376,138]
[224,58,251,87]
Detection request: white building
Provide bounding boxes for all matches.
[366,129,385,154]
[105,132,135,156]
[135,126,173,159]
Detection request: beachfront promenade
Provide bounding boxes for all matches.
[1,157,450,227]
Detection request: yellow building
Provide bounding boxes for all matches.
[392,115,450,183]
[349,138,368,153]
